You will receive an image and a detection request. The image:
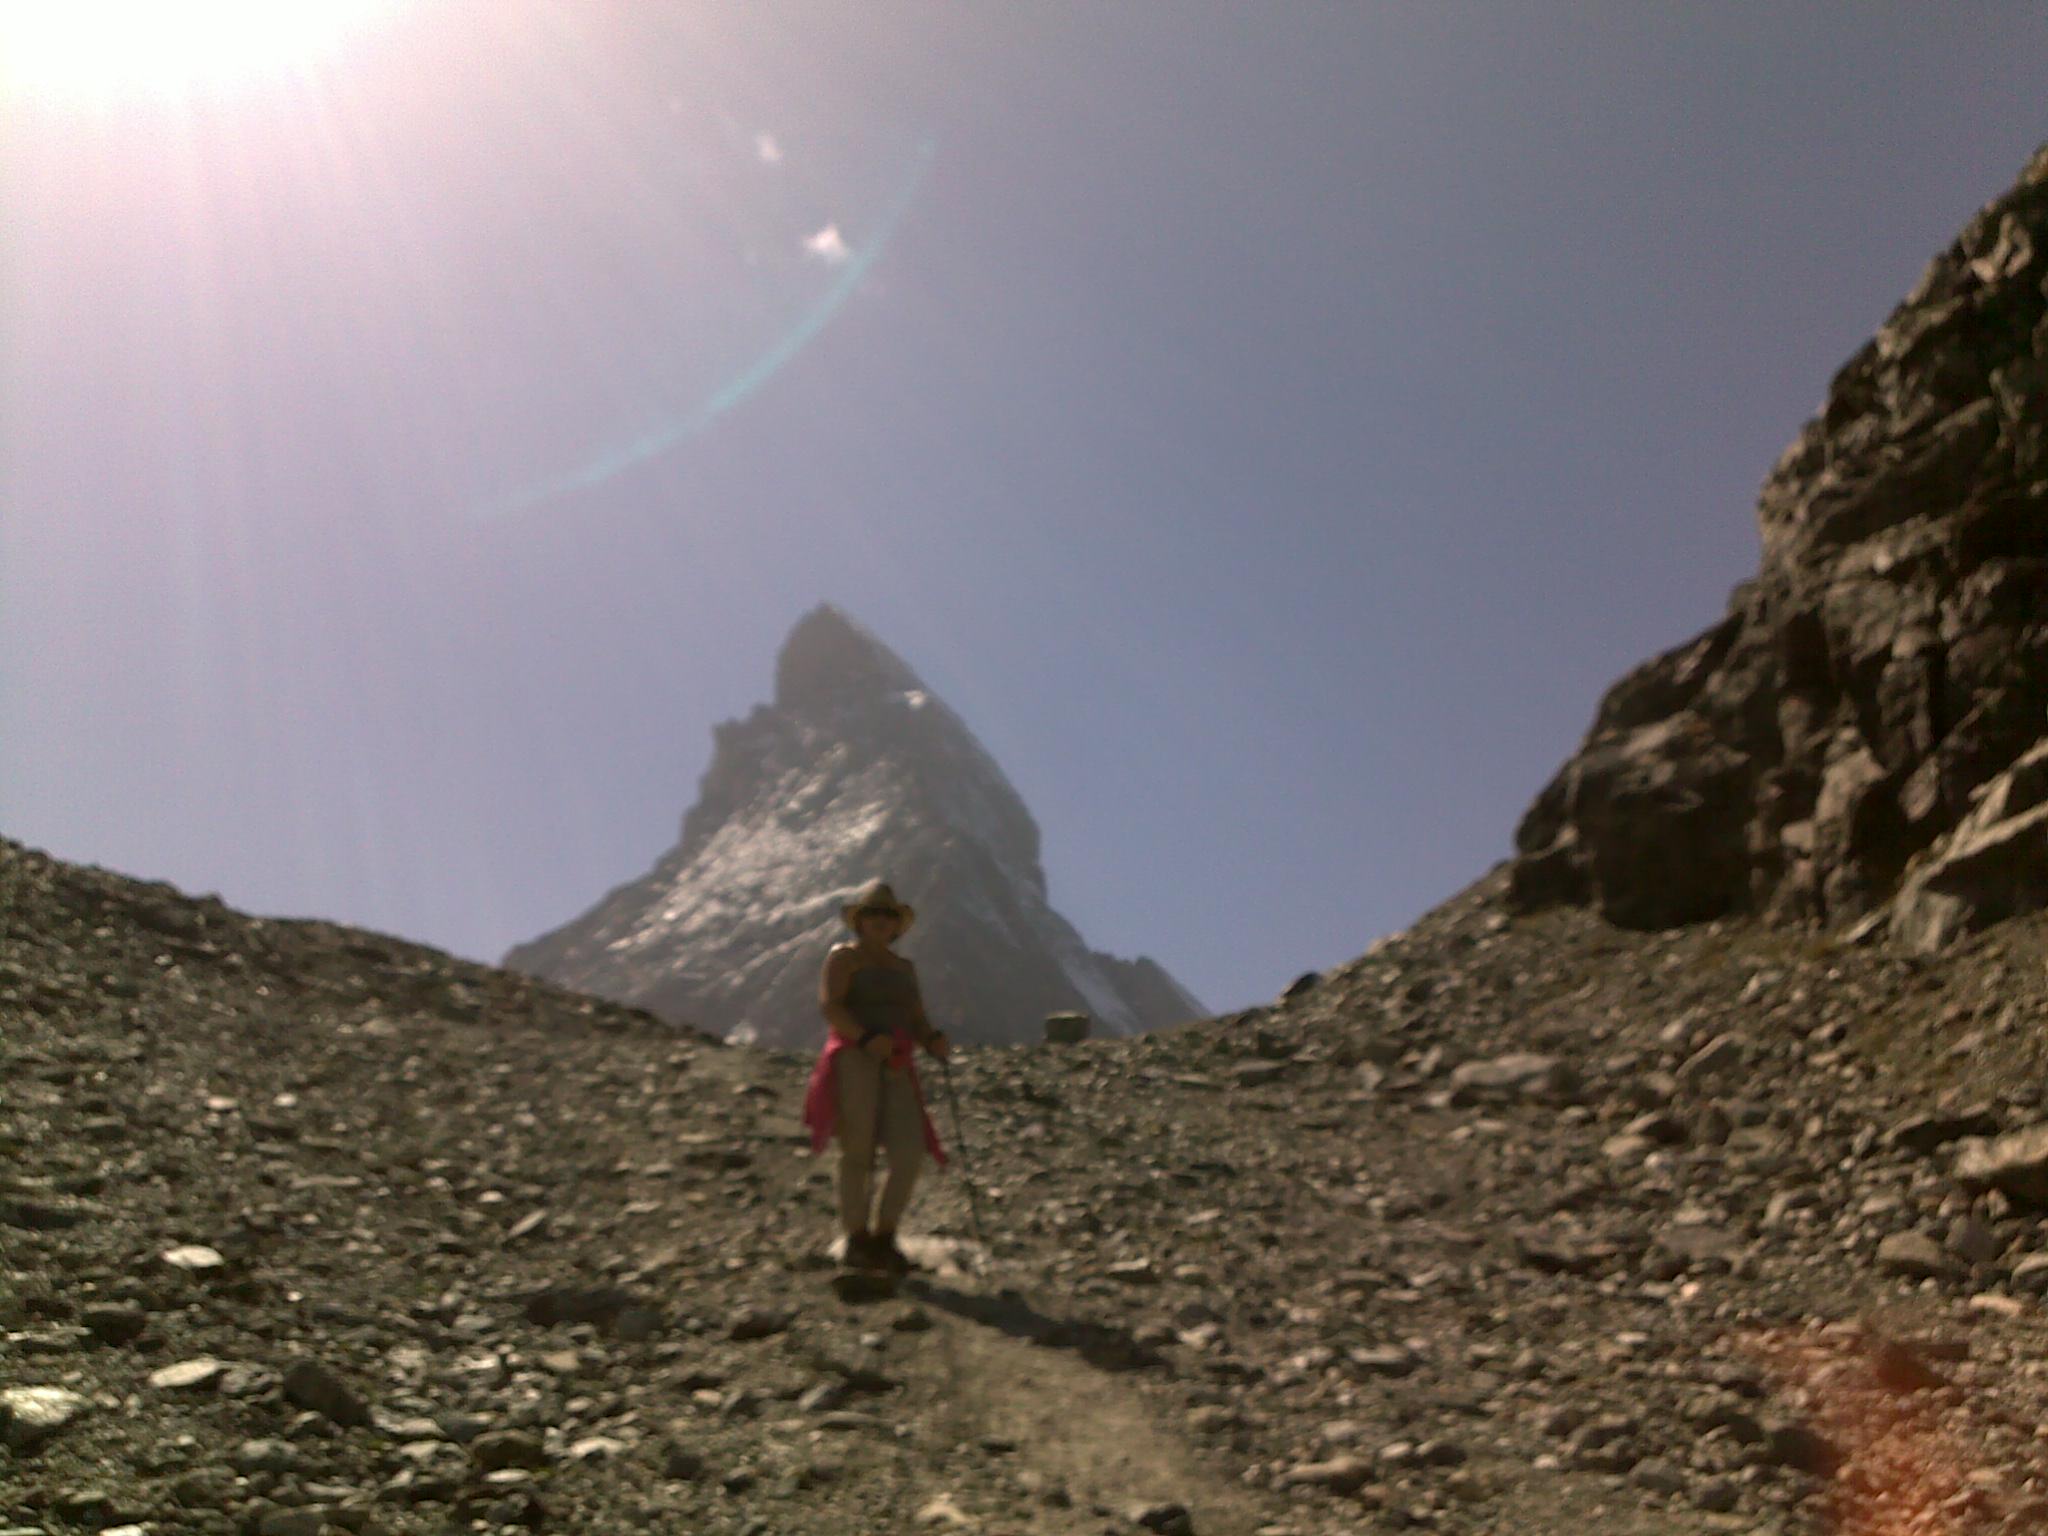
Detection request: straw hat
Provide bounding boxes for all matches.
[841,879,916,934]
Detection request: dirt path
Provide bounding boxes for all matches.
[886,1239,1283,1535]
[933,1314,1271,1533]
[864,1238,1800,1536]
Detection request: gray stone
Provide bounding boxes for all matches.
[282,1358,371,1427]
[1105,1257,1160,1284]
[1694,1476,1741,1512]
[230,1439,305,1475]
[1129,1503,1195,1536]
[17,1325,89,1356]
[1877,1229,1966,1281]
[1623,1110,1687,1144]
[1764,1189,1821,1229]
[661,1441,707,1480]
[1677,1033,1746,1083]
[1277,1454,1374,1493]
[1414,1438,1467,1467]
[1888,1106,2001,1153]
[160,1244,226,1273]
[815,1410,891,1432]
[1948,1215,2003,1266]
[148,1357,226,1392]
[614,1304,663,1342]
[0,1386,89,1450]
[1448,1053,1578,1099]
[727,1304,792,1341]
[1044,1012,1091,1044]
[0,1196,99,1231]
[434,1410,491,1444]
[471,1429,548,1470]
[81,1303,148,1345]
[1892,745,2048,952]
[1632,1456,1685,1496]
[372,1409,444,1441]
[2010,1253,2048,1293]
[1954,1125,2048,1206]
[1346,1343,1419,1378]
[522,1281,657,1340]
[1516,1230,1621,1275]
[1228,1059,1292,1087]
[1763,1421,1841,1474]
[1650,1223,1746,1276]
[798,1381,854,1414]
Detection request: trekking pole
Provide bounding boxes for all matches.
[937,1054,991,1256]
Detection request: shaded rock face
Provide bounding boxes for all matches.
[504,605,1203,1047]
[1513,145,2048,944]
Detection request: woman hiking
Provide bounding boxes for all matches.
[801,880,951,1273]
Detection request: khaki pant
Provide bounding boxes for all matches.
[835,1045,925,1235]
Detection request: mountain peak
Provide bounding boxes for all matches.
[506,608,1204,1046]
[774,603,923,716]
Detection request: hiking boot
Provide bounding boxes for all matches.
[871,1231,918,1274]
[843,1232,889,1271]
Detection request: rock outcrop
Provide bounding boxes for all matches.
[1512,145,2048,946]
[503,606,1203,1046]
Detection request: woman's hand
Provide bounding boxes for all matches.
[862,1031,895,1062]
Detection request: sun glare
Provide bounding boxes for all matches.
[0,0,392,103]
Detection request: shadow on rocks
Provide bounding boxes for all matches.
[904,1278,1166,1373]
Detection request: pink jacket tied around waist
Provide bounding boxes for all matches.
[802,1029,947,1167]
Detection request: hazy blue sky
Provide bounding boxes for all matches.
[4,3,2044,1017]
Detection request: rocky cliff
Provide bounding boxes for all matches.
[503,605,1204,1046]
[1512,145,2048,951]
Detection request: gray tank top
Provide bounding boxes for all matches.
[845,965,920,1037]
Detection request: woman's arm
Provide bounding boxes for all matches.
[904,962,951,1056]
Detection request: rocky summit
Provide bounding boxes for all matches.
[1513,144,2048,950]
[502,604,1203,1048]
